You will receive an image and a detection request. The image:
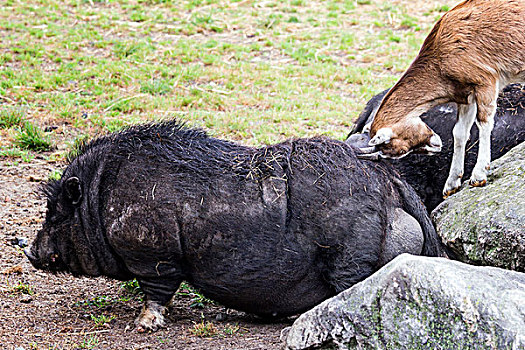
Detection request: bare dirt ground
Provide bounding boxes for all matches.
[0,160,292,349]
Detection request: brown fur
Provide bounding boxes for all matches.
[370,0,525,153]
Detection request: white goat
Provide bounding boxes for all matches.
[360,0,525,198]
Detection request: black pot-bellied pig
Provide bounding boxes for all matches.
[347,83,525,211]
[25,120,445,332]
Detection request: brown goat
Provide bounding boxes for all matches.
[361,0,525,198]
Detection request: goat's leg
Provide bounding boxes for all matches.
[470,119,494,186]
[470,85,498,187]
[443,102,477,198]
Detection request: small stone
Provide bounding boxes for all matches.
[215,313,227,322]
[1,265,23,275]
[28,176,45,182]
[44,125,58,132]
[20,296,33,304]
[11,237,28,248]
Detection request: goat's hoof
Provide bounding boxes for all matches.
[469,179,487,187]
[443,188,459,199]
[443,174,463,199]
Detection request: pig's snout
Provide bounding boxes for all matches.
[24,247,36,263]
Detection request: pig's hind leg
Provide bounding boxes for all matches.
[377,207,424,267]
[135,276,182,332]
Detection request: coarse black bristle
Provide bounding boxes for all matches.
[42,120,208,200]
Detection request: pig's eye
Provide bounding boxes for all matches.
[50,253,59,263]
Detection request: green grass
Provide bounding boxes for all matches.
[0,146,29,159]
[189,320,245,338]
[0,106,25,128]
[11,281,35,295]
[77,335,99,349]
[190,320,218,338]
[13,122,52,151]
[90,314,115,328]
[65,134,89,160]
[48,169,63,181]
[177,281,215,308]
[224,323,242,336]
[74,295,116,309]
[73,285,144,311]
[121,278,143,297]
[0,0,458,159]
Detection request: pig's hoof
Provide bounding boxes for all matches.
[135,303,166,332]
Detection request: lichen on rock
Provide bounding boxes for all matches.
[283,254,525,350]
[432,142,525,272]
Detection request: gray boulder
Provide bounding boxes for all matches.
[282,254,525,350]
[432,142,525,272]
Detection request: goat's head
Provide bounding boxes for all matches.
[363,118,442,159]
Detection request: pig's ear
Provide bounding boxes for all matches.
[64,177,82,205]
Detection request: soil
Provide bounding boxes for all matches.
[0,160,293,350]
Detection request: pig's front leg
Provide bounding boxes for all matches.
[135,277,181,332]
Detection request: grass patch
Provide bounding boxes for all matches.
[224,323,242,336]
[74,295,115,309]
[11,281,35,295]
[140,79,173,95]
[66,134,89,160]
[90,314,115,328]
[121,278,143,297]
[13,122,52,152]
[48,169,63,181]
[177,281,215,308]
[0,106,25,128]
[189,320,218,338]
[0,0,458,156]
[0,147,27,158]
[77,335,99,349]
[73,286,143,310]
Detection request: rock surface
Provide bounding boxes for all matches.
[432,142,525,272]
[282,254,525,350]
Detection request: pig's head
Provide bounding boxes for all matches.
[26,167,131,280]
[25,176,83,274]
[26,138,133,281]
